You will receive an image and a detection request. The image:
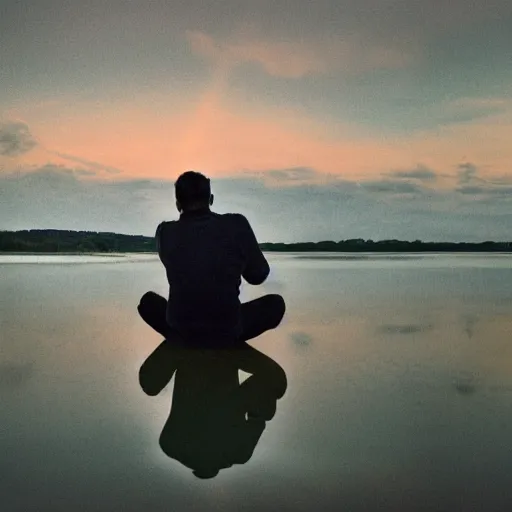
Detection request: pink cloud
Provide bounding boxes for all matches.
[5,92,512,189]
[186,30,413,78]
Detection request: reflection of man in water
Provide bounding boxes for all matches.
[138,171,286,346]
[138,340,287,478]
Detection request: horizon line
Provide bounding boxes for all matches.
[1,228,511,246]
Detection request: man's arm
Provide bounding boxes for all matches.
[237,214,270,285]
[155,222,164,261]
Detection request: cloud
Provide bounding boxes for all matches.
[6,84,512,185]
[490,187,512,196]
[488,175,512,186]
[431,97,511,127]
[186,30,413,78]
[387,166,438,182]
[457,162,482,185]
[243,166,334,187]
[455,185,487,195]
[454,163,512,198]
[54,152,123,175]
[0,165,176,236]
[75,169,97,176]
[8,90,408,179]
[0,122,37,157]
[187,30,326,78]
[360,180,423,194]
[1,165,511,243]
[456,185,512,197]
[0,120,123,177]
[265,167,318,182]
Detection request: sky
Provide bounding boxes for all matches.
[1,0,511,242]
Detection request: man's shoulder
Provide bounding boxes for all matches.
[214,213,252,233]
[155,220,178,237]
[156,220,174,231]
[156,213,247,235]
[217,212,247,224]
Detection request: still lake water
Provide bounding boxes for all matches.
[1,252,512,511]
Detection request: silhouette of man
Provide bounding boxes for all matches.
[138,171,286,346]
[138,339,287,478]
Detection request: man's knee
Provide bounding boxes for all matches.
[137,291,165,321]
[138,291,160,309]
[268,294,286,326]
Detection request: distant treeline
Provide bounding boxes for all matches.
[259,239,512,252]
[0,230,511,253]
[0,230,156,253]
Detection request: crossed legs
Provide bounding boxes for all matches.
[137,291,286,344]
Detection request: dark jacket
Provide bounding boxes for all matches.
[155,208,269,341]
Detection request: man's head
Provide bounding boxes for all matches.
[175,171,214,213]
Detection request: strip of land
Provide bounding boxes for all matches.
[1,230,511,253]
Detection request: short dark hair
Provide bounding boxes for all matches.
[175,171,211,209]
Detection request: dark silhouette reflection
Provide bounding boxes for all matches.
[139,339,287,478]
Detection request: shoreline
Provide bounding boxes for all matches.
[0,251,156,256]
[1,250,512,256]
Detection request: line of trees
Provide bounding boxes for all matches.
[259,239,512,252]
[0,230,156,253]
[0,230,510,253]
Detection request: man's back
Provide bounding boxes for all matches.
[156,208,269,342]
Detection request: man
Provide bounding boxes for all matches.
[137,171,286,346]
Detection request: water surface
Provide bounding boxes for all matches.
[1,253,512,511]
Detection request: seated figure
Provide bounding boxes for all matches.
[138,170,286,348]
